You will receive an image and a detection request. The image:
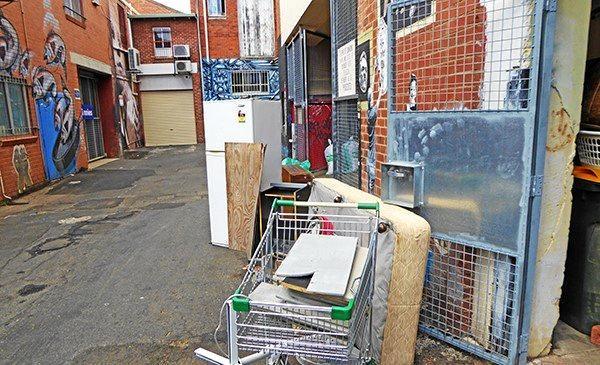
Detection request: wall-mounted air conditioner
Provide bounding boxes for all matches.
[92,0,101,5]
[127,48,141,73]
[174,60,192,74]
[173,44,191,59]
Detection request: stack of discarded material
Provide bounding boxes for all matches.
[252,233,368,306]
[195,200,379,364]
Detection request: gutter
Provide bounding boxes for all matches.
[128,13,197,19]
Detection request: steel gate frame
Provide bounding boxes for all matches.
[330,0,361,189]
[385,1,557,364]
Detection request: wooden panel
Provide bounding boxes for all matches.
[140,91,197,146]
[226,143,264,256]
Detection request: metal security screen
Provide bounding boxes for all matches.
[386,1,555,364]
[331,0,360,188]
[390,0,535,113]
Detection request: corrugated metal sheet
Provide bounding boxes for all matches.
[238,0,275,58]
[141,90,197,146]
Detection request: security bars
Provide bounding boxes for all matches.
[385,1,552,364]
[331,0,361,189]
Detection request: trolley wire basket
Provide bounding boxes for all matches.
[577,130,600,167]
[195,200,380,365]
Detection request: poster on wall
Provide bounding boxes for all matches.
[356,40,370,101]
[336,40,356,98]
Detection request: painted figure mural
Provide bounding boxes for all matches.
[109,3,142,148]
[12,144,32,194]
[0,11,81,180]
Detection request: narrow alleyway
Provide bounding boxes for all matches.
[0,146,246,364]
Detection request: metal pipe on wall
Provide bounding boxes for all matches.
[202,0,210,60]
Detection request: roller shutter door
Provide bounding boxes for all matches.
[141,90,197,146]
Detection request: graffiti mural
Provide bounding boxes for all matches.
[36,28,80,179]
[12,144,33,194]
[109,3,142,148]
[202,58,279,101]
[0,11,81,180]
[0,12,21,75]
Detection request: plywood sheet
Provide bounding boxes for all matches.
[226,143,264,255]
[275,233,358,296]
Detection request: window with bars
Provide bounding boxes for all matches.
[153,27,172,58]
[231,70,270,96]
[0,78,31,137]
[208,0,226,16]
[64,0,84,22]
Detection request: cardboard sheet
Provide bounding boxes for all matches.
[275,233,358,296]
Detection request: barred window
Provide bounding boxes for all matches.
[0,77,31,137]
[231,70,270,96]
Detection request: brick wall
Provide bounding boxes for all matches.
[357,0,388,195]
[356,0,486,195]
[0,0,117,198]
[190,0,241,58]
[131,17,205,142]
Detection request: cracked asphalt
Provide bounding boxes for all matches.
[0,146,246,364]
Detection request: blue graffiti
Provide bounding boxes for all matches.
[202,58,279,101]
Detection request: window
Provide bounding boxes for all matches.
[208,0,226,16]
[64,0,84,22]
[0,78,31,137]
[153,27,172,58]
[231,70,270,96]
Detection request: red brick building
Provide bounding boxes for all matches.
[129,0,280,146]
[0,0,130,199]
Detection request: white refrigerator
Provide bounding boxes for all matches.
[204,99,282,247]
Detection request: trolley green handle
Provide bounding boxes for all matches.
[231,291,355,321]
[274,199,379,211]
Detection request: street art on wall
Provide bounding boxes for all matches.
[109,3,142,148]
[12,144,33,194]
[202,58,279,101]
[0,11,81,180]
[36,30,80,179]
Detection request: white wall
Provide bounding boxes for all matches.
[279,0,312,45]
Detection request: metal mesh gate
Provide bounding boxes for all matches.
[331,0,360,188]
[385,1,554,364]
[286,32,308,161]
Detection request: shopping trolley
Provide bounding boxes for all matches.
[195,199,380,364]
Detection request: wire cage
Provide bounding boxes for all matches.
[196,200,380,364]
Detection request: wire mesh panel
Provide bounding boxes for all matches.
[385,1,552,364]
[389,0,535,113]
[333,100,360,187]
[331,0,360,188]
[293,34,305,106]
[421,238,518,364]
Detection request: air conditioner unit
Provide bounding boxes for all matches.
[127,48,141,73]
[91,0,100,5]
[173,44,191,59]
[174,60,192,74]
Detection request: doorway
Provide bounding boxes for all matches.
[79,73,106,161]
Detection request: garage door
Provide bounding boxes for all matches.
[141,90,197,146]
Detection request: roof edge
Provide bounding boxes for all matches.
[129,13,197,19]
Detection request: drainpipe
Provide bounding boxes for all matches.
[202,0,210,60]
[195,0,204,62]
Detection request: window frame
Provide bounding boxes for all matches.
[207,0,226,17]
[231,69,270,97]
[152,27,173,58]
[63,0,85,24]
[0,77,32,138]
